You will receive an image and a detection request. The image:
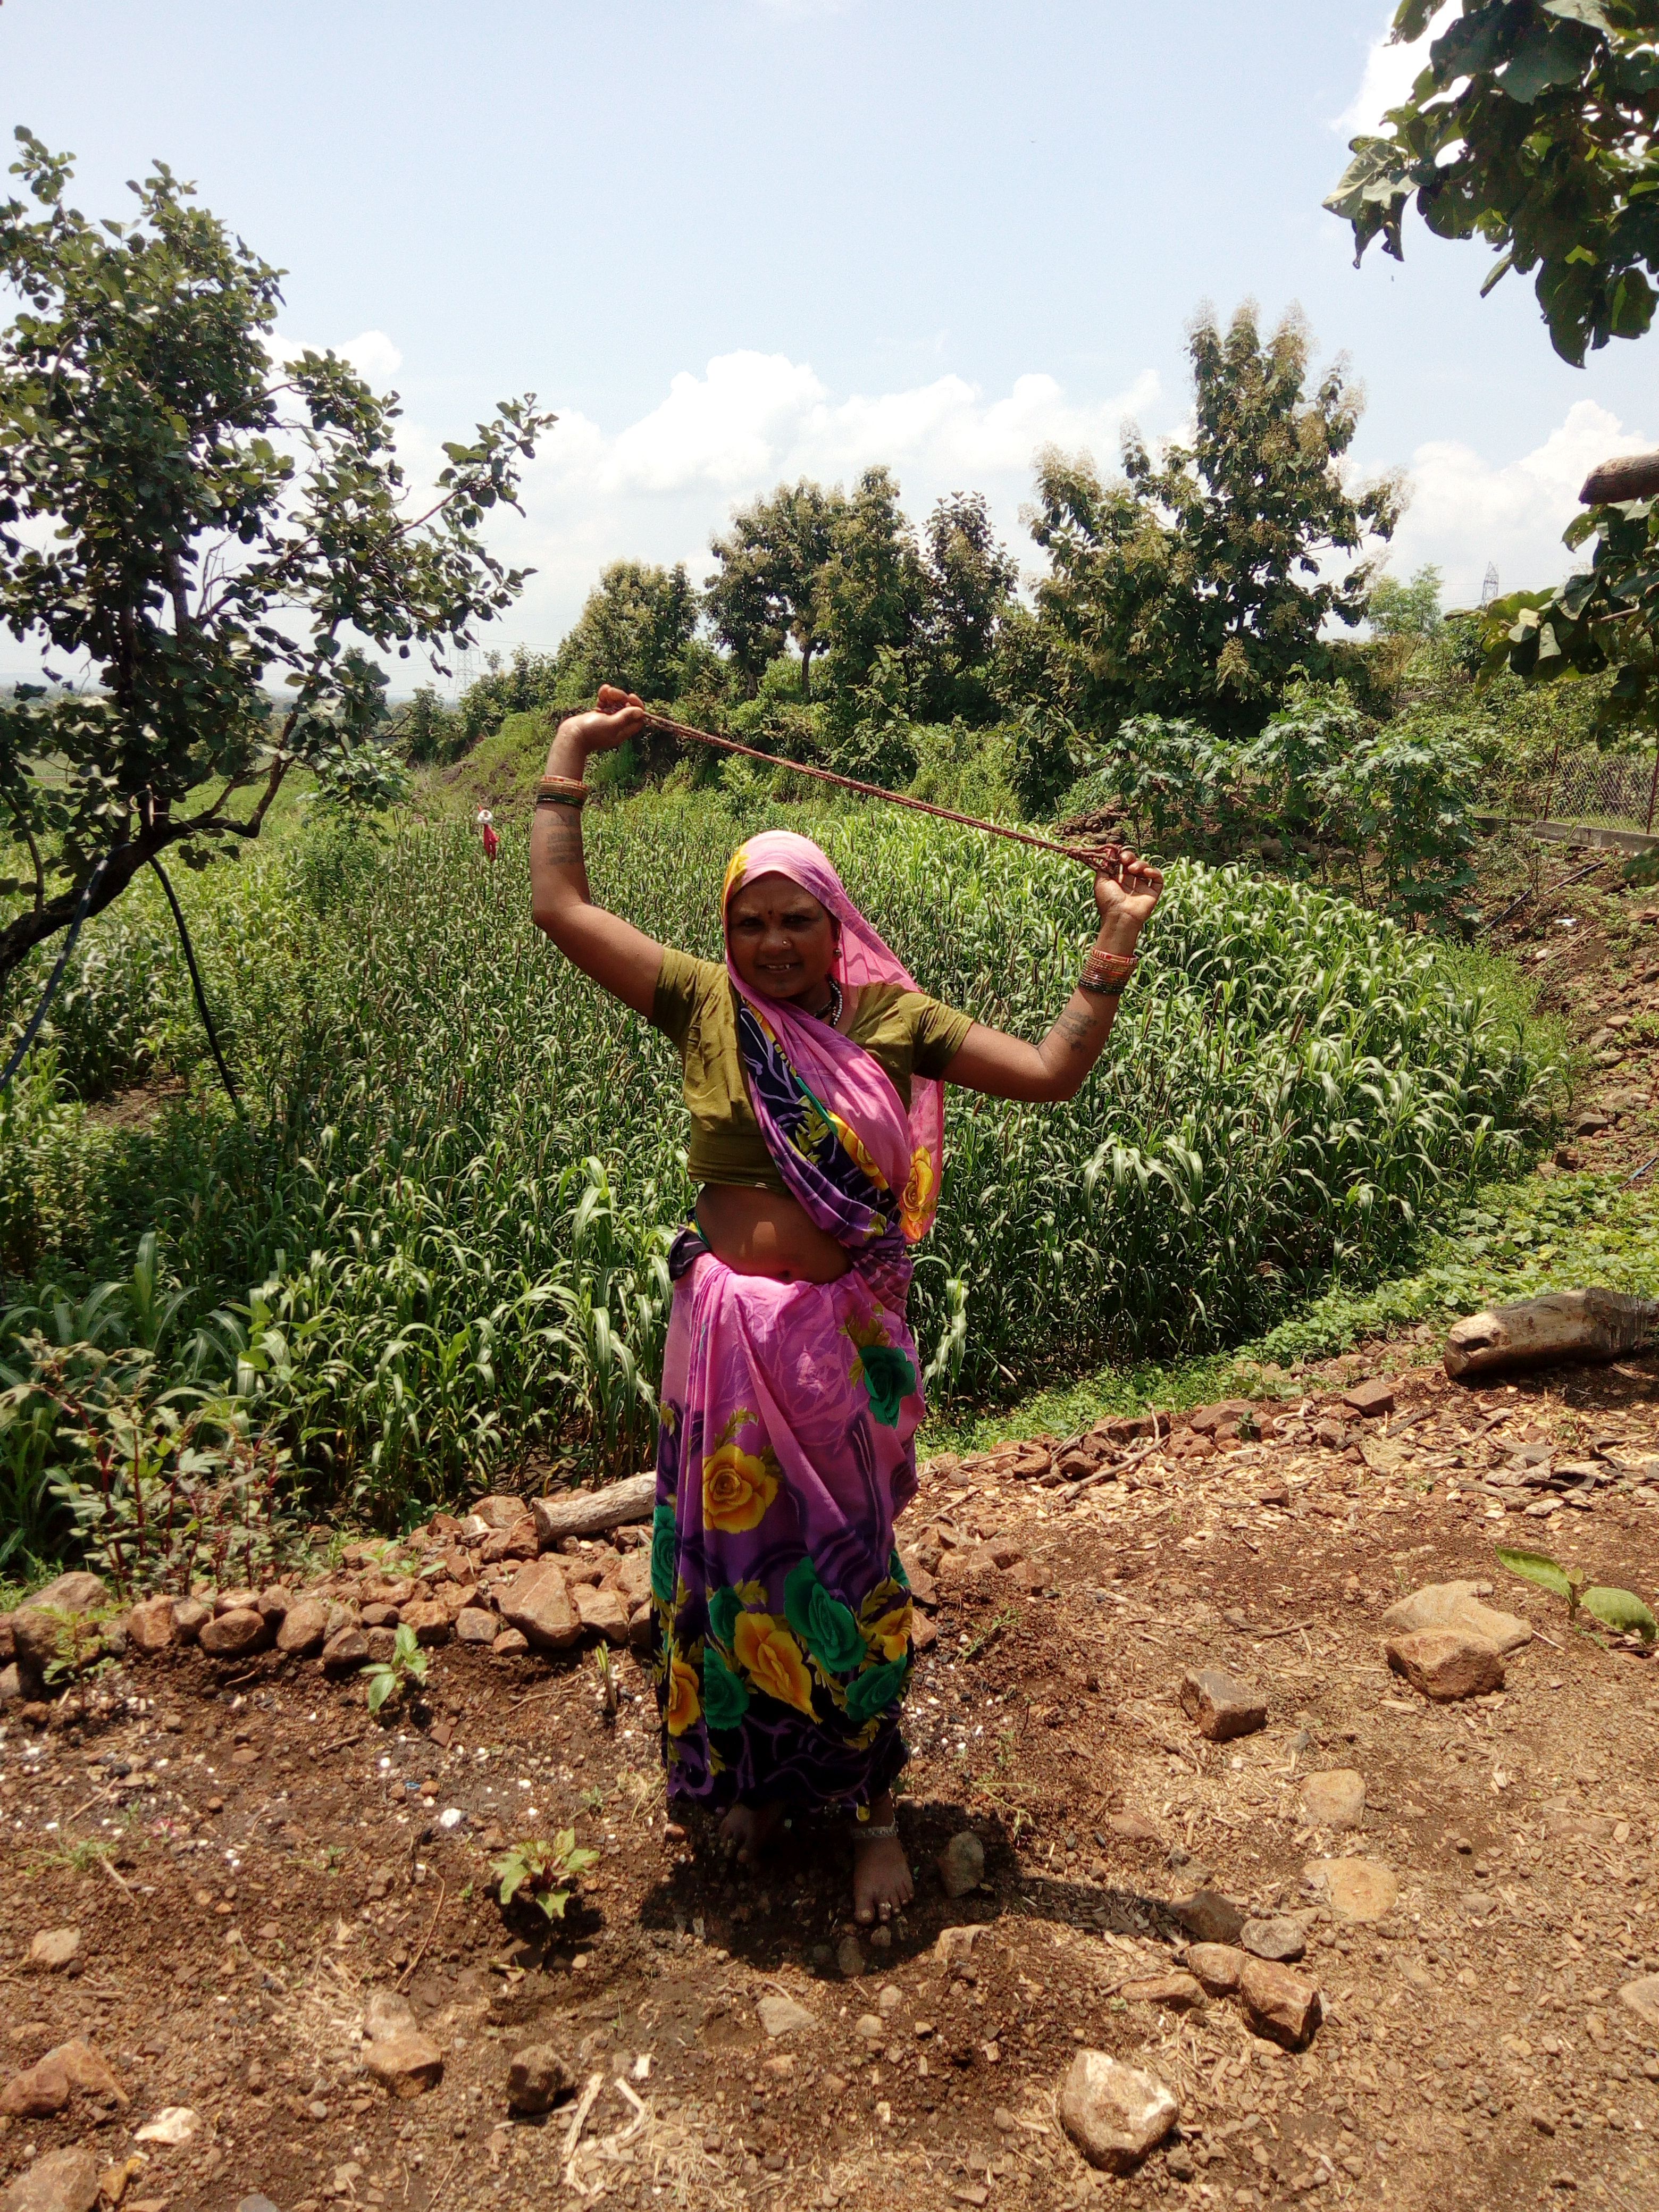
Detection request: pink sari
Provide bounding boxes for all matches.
[646,833,943,1814]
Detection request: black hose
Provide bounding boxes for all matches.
[0,851,117,1092]
[149,857,242,1115]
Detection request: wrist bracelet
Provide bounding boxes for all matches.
[535,788,588,810]
[537,773,590,795]
[1080,948,1137,995]
[1078,978,1125,1000]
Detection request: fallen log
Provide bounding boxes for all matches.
[1443,1287,1659,1380]
[1580,450,1659,505]
[531,1471,657,1546]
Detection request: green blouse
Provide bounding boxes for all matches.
[650,949,973,1194]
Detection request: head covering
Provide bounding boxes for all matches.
[722,830,943,1244]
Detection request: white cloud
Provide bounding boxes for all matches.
[271,328,404,382]
[1334,3,1456,136]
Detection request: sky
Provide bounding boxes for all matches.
[4,0,1655,683]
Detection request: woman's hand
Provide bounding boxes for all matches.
[1093,848,1164,945]
[549,684,647,768]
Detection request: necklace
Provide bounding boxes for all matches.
[810,976,843,1027]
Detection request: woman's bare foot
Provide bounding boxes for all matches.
[719,1800,785,1869]
[852,1794,914,1925]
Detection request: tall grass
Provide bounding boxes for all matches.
[0,792,1560,1526]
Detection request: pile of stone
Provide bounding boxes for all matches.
[0,1474,659,1704]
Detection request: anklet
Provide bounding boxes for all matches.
[852,1822,899,1840]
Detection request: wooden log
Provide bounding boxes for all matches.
[531,1471,657,1547]
[1580,451,1659,505]
[1443,1287,1659,1380]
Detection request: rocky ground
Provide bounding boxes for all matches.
[3,1346,1659,2212]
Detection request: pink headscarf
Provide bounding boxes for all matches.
[722,830,944,1244]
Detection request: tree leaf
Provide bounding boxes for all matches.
[1580,1585,1658,1640]
[1495,1545,1572,1599]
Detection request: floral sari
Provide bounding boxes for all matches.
[646,831,945,1814]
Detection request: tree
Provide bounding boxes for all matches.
[815,466,927,703]
[1327,1,1659,366]
[555,560,699,702]
[705,481,843,697]
[1369,563,1445,639]
[0,130,550,990]
[1029,305,1400,737]
[917,491,1019,721]
[455,645,563,748]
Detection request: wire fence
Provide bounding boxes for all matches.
[1498,745,1659,835]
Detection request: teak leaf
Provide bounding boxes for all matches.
[1495,1545,1573,1599]
[1580,1585,1658,1641]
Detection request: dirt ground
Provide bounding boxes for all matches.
[4,1340,1659,2212]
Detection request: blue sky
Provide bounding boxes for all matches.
[5,1,1655,679]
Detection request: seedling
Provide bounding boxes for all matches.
[364,1623,430,1714]
[1495,1546,1657,1642]
[592,1643,619,1719]
[492,1832,600,1923]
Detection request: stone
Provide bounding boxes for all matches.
[1,2147,101,2212]
[362,2032,443,2097]
[30,1571,107,1614]
[1309,1857,1398,1923]
[628,1603,652,1651]
[360,1603,401,1629]
[1172,1891,1245,1947]
[573,1584,631,1645]
[937,1830,985,1898]
[215,1587,259,1615]
[1241,1914,1308,1963]
[1340,1378,1395,1419]
[1058,2050,1179,2174]
[238,2200,282,2212]
[857,2013,883,2042]
[1386,1628,1505,1702]
[257,1585,291,1621]
[275,1597,330,1656]
[1178,1668,1267,1741]
[609,1552,654,1609]
[365,1627,397,1664]
[1107,1811,1163,1844]
[472,1495,527,1531]
[1119,1972,1205,2011]
[1381,1581,1532,1654]
[28,1928,80,1971]
[1619,1975,1659,2030]
[1185,1943,1244,1996]
[492,1628,530,1657]
[123,1596,175,1655]
[133,2106,198,2144]
[1187,1399,1255,1438]
[399,1599,451,1647]
[171,1595,212,1643]
[197,1607,272,1659]
[506,2042,575,2115]
[0,2052,70,2115]
[757,1993,815,2038]
[362,1989,416,2042]
[0,1662,19,1704]
[934,1926,988,1971]
[50,2041,127,2105]
[1239,1957,1321,2048]
[1300,1769,1365,1829]
[499,1560,581,1652]
[454,1607,497,1646]
[321,1627,370,1672]
[836,1936,866,1979]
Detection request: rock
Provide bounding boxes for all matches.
[856,2013,883,2042]
[50,2041,127,2105]
[1178,1668,1266,1741]
[133,2106,198,2144]
[215,1587,259,1615]
[28,1928,80,1971]
[1300,1769,1365,1829]
[1108,1810,1162,1844]
[0,1663,19,1705]
[275,1597,330,1656]
[124,1596,176,1655]
[1239,1957,1321,2048]
[573,1584,631,1644]
[400,1599,451,1647]
[1172,1891,1245,1947]
[934,1926,988,1971]
[1386,1628,1505,1701]
[1619,1975,1659,2029]
[30,1572,107,1614]
[1187,1400,1255,1438]
[365,1627,397,1664]
[506,2042,575,2115]
[1340,1378,1395,1419]
[1241,1914,1308,1962]
[362,2032,443,2097]
[471,1494,528,1531]
[321,1627,370,1672]
[836,1936,865,1979]
[360,1603,401,1630]
[1185,1943,1244,1996]
[237,2199,282,2212]
[1058,2050,1179,2174]
[1381,1581,1531,1654]
[257,1585,291,1621]
[756,1993,815,2038]
[499,1560,581,1652]
[481,1518,540,1565]
[628,1602,653,1650]
[454,1607,497,1646]
[492,1628,530,1657]
[1,2146,101,2212]
[171,1595,212,1644]
[1309,1857,1398,1922]
[362,1990,416,2042]
[530,1473,657,1548]
[0,2051,69,2115]
[937,1831,985,1898]
[1119,1973,1205,2011]
[197,1607,272,1659]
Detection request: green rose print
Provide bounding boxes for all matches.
[783,1555,866,1674]
[844,1654,910,1726]
[702,1645,750,1731]
[650,1503,677,1608]
[858,1344,917,1429]
[707,1583,741,1652]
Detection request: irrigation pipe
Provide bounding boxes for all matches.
[635,709,1129,876]
[1480,852,1608,935]
[148,858,243,1115]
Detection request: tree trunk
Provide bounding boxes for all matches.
[530,1472,656,1546]
[799,638,814,702]
[1443,1288,1659,1379]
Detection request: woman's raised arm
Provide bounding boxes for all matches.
[941,850,1164,1103]
[529,686,666,1018]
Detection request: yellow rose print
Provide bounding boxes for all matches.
[665,1657,701,1736]
[899,1145,936,1239]
[733,1613,817,1717]
[702,1439,781,1533]
[865,1600,913,1661]
[828,1112,891,1191]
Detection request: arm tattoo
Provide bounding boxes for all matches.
[539,818,586,865]
[1053,1004,1101,1052]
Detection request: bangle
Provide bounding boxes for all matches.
[1080,948,1137,995]
[537,773,590,797]
[1079,980,1125,1000]
[535,788,588,810]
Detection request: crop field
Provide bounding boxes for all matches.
[0,792,1561,1539]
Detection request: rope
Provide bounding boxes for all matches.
[0,850,119,1092]
[634,710,1126,874]
[149,858,243,1115]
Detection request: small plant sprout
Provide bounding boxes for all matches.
[492,1832,600,1924]
[1495,1546,1657,1643]
[364,1623,430,1715]
[592,1643,619,1718]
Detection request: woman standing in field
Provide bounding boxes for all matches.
[530,685,1163,1924]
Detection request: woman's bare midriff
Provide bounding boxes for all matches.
[696,1184,852,1284]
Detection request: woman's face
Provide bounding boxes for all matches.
[726,872,839,1002]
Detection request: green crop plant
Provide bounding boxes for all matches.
[492,1831,600,1923]
[1496,1545,1657,1643]
[363,1623,429,1714]
[0,788,1561,1528]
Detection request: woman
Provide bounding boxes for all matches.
[531,685,1163,1926]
